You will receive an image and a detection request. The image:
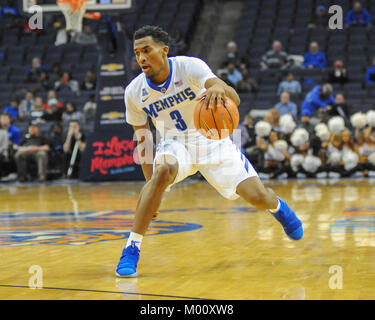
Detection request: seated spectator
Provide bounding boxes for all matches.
[62,102,84,123]
[328,60,348,85]
[83,95,97,123]
[301,84,336,122]
[0,124,9,178]
[225,62,243,87]
[3,98,20,119]
[260,40,291,70]
[55,72,80,94]
[346,1,372,27]
[45,90,63,109]
[223,41,243,67]
[242,114,256,149]
[81,70,96,91]
[50,62,62,84]
[26,57,49,82]
[308,5,329,29]
[326,93,349,119]
[74,25,98,45]
[274,91,298,119]
[31,96,45,120]
[365,57,375,84]
[303,42,327,69]
[15,123,50,182]
[63,120,86,178]
[277,72,302,95]
[236,68,258,93]
[41,100,63,122]
[38,71,52,91]
[172,29,187,55]
[55,28,76,46]
[264,110,281,132]
[19,91,35,120]
[0,113,20,145]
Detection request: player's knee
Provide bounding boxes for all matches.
[152,163,178,189]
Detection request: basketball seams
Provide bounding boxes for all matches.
[223,105,235,131]
[210,107,220,139]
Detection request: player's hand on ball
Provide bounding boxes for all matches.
[196,84,226,109]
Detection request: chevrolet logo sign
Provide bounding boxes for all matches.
[101,112,124,119]
[101,64,124,71]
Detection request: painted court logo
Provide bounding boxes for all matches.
[0,211,202,246]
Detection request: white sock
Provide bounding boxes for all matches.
[126,232,143,249]
[269,199,280,213]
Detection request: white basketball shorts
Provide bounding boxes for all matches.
[153,137,258,200]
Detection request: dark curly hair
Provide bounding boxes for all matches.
[134,25,170,46]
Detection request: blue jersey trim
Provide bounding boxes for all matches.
[146,58,173,93]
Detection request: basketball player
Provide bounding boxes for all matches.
[116,26,303,277]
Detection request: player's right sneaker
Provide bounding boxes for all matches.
[116,241,140,277]
[270,198,303,240]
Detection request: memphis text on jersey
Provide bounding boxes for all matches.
[142,87,196,119]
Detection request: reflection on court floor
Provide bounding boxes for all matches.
[1,179,375,299]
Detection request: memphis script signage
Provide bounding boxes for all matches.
[79,129,143,181]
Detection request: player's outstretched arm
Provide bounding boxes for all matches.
[197,77,241,109]
[133,122,154,182]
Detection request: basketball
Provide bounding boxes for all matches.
[194,97,239,140]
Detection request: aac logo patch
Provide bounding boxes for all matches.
[0,211,202,246]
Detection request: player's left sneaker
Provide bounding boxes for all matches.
[116,241,140,277]
[270,198,303,240]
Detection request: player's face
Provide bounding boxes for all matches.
[134,36,169,81]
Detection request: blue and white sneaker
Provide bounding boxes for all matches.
[270,198,303,240]
[116,241,140,277]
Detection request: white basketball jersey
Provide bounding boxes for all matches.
[124,56,217,141]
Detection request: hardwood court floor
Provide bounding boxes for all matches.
[1,179,375,300]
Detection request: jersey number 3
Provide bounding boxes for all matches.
[169,110,187,131]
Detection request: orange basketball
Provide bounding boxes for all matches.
[194,97,239,140]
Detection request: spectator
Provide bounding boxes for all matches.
[50,63,62,84]
[74,25,98,45]
[48,122,64,173]
[328,60,348,85]
[0,113,20,145]
[19,91,35,120]
[365,57,375,84]
[55,72,80,94]
[41,100,63,122]
[242,114,256,148]
[26,57,49,82]
[346,1,372,27]
[308,5,329,29]
[172,29,187,55]
[236,68,258,93]
[260,40,291,70]
[81,70,96,91]
[274,91,298,119]
[55,28,76,46]
[223,41,242,67]
[303,42,327,69]
[225,62,243,87]
[63,120,86,178]
[3,98,20,119]
[83,95,97,123]
[301,84,336,122]
[0,124,9,178]
[277,72,302,95]
[31,96,45,120]
[45,90,63,110]
[327,93,349,119]
[15,123,50,182]
[62,102,84,123]
[38,71,52,91]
